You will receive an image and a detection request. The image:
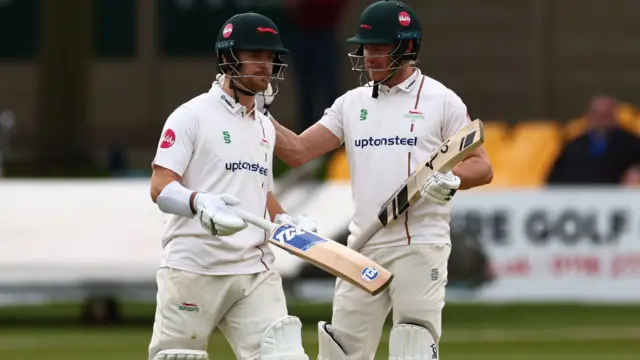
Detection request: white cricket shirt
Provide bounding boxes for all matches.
[318,68,471,249]
[152,86,276,275]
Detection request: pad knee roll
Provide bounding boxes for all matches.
[389,324,438,360]
[317,321,349,360]
[153,349,209,360]
[260,316,309,360]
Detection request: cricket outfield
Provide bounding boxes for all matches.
[0,303,639,359]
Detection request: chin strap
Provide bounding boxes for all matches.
[370,62,406,99]
[372,82,380,98]
[229,78,256,103]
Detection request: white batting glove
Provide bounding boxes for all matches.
[419,171,461,206]
[212,73,224,90]
[194,193,247,236]
[274,213,318,233]
[212,73,274,116]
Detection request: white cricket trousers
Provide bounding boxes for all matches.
[330,244,451,359]
[148,267,289,360]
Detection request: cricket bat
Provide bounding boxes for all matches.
[231,208,393,295]
[348,119,485,252]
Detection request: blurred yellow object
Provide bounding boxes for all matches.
[617,102,640,136]
[563,117,586,141]
[326,147,350,181]
[479,121,512,188]
[493,120,561,187]
[481,121,510,163]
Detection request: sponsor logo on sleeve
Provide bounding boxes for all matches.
[160,129,176,149]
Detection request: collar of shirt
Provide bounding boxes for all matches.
[210,86,257,119]
[376,67,421,95]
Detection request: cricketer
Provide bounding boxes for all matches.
[147,12,314,360]
[219,1,494,359]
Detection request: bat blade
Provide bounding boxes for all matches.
[268,224,393,295]
[348,119,485,252]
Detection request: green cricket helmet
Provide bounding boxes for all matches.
[347,0,421,86]
[215,12,289,91]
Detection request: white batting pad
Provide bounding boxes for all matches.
[317,321,349,360]
[153,349,209,360]
[389,324,438,360]
[260,316,309,360]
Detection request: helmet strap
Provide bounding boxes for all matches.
[372,83,380,98]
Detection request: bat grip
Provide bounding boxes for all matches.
[348,221,383,252]
[230,207,277,233]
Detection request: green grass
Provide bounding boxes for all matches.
[0,325,639,359]
[1,303,640,359]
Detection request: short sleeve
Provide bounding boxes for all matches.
[317,94,345,144]
[442,89,472,140]
[152,106,199,177]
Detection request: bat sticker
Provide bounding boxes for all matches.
[272,224,327,252]
[459,131,477,151]
[361,266,380,281]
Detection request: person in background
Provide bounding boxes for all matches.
[283,0,347,132]
[547,95,640,185]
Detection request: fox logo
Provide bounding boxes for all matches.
[257,27,277,35]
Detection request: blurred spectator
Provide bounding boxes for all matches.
[284,0,347,132]
[622,165,640,186]
[546,95,640,185]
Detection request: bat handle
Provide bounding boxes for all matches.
[231,207,278,233]
[348,221,384,252]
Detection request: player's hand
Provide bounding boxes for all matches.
[194,193,248,236]
[274,213,318,233]
[419,171,461,206]
[213,73,274,117]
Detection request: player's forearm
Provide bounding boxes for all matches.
[453,156,493,190]
[151,169,182,202]
[272,118,309,167]
[266,192,286,221]
[150,167,198,215]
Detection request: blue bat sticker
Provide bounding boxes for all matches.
[272,224,327,252]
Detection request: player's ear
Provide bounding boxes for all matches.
[406,40,414,54]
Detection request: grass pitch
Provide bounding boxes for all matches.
[0,326,639,359]
[0,303,639,359]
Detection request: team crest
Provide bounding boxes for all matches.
[403,109,424,121]
[178,302,200,313]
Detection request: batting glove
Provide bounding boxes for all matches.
[212,73,274,117]
[419,171,461,206]
[274,213,318,233]
[194,193,247,236]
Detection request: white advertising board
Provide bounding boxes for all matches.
[451,188,640,303]
[0,179,306,285]
[1,180,639,303]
